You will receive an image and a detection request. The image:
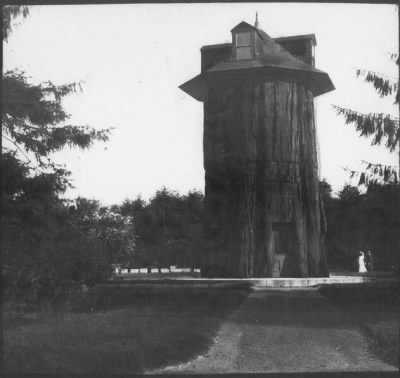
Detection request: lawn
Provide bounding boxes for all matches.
[3,285,250,375]
[318,283,399,368]
[362,319,399,367]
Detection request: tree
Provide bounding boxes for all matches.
[2,6,111,198]
[72,198,136,268]
[324,182,399,272]
[337,184,361,201]
[120,188,204,269]
[2,5,29,42]
[333,58,399,181]
[2,6,113,299]
[330,54,400,272]
[319,178,333,204]
[2,70,110,172]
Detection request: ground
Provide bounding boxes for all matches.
[3,287,248,375]
[149,288,398,374]
[3,284,398,375]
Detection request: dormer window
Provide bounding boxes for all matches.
[231,21,260,60]
[235,32,252,60]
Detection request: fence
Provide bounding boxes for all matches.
[113,266,201,275]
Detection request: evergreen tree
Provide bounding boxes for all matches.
[329,56,400,271]
[333,57,399,183]
[337,184,361,201]
[2,5,29,42]
[319,178,333,204]
[2,6,112,299]
[122,188,204,269]
[2,6,111,202]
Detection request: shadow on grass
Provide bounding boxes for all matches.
[3,285,250,375]
[361,321,399,368]
[319,283,399,368]
[318,283,399,306]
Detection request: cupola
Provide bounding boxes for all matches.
[180,20,334,101]
[231,21,260,60]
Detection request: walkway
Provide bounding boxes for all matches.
[148,288,397,374]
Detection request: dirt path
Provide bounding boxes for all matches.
[148,288,397,374]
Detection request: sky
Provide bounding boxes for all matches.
[3,3,399,204]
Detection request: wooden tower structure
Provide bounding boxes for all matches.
[180,21,335,278]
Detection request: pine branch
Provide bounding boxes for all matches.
[360,160,397,169]
[2,134,32,163]
[332,105,399,151]
[388,53,399,65]
[355,69,399,102]
[342,163,398,186]
[355,68,397,80]
[3,5,30,42]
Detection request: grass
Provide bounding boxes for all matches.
[3,285,249,375]
[361,320,399,367]
[318,283,399,368]
[317,283,399,306]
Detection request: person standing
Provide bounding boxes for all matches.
[358,252,367,273]
[367,251,374,272]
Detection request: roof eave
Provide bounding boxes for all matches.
[201,43,232,51]
[179,74,205,102]
[205,66,335,97]
[179,66,335,102]
[273,34,317,46]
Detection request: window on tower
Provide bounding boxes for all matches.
[235,32,252,60]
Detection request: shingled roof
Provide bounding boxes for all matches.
[180,22,334,101]
[208,27,320,74]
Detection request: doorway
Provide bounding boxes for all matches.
[272,222,300,277]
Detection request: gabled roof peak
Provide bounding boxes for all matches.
[230,21,256,33]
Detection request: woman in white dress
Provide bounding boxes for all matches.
[358,251,367,273]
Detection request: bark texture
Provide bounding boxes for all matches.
[203,80,328,277]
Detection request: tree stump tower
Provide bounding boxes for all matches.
[180,21,335,277]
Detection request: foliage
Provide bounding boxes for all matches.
[329,56,400,271]
[2,70,111,169]
[324,181,400,272]
[3,5,29,42]
[72,198,136,267]
[119,187,204,268]
[2,183,205,301]
[337,184,361,201]
[2,198,110,301]
[319,178,333,204]
[356,69,399,101]
[2,6,112,301]
[344,161,398,187]
[332,58,399,181]
[2,6,111,182]
[332,105,399,152]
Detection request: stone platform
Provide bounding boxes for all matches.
[108,272,398,289]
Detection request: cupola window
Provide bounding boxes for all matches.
[235,32,252,60]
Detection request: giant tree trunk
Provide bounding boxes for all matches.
[203,79,328,278]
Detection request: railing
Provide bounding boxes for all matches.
[114,267,201,275]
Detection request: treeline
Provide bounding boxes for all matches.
[3,173,399,302]
[117,187,204,269]
[322,181,399,272]
[70,187,204,271]
[2,7,205,302]
[2,164,109,300]
[2,180,204,300]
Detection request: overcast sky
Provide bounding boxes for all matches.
[3,3,399,204]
